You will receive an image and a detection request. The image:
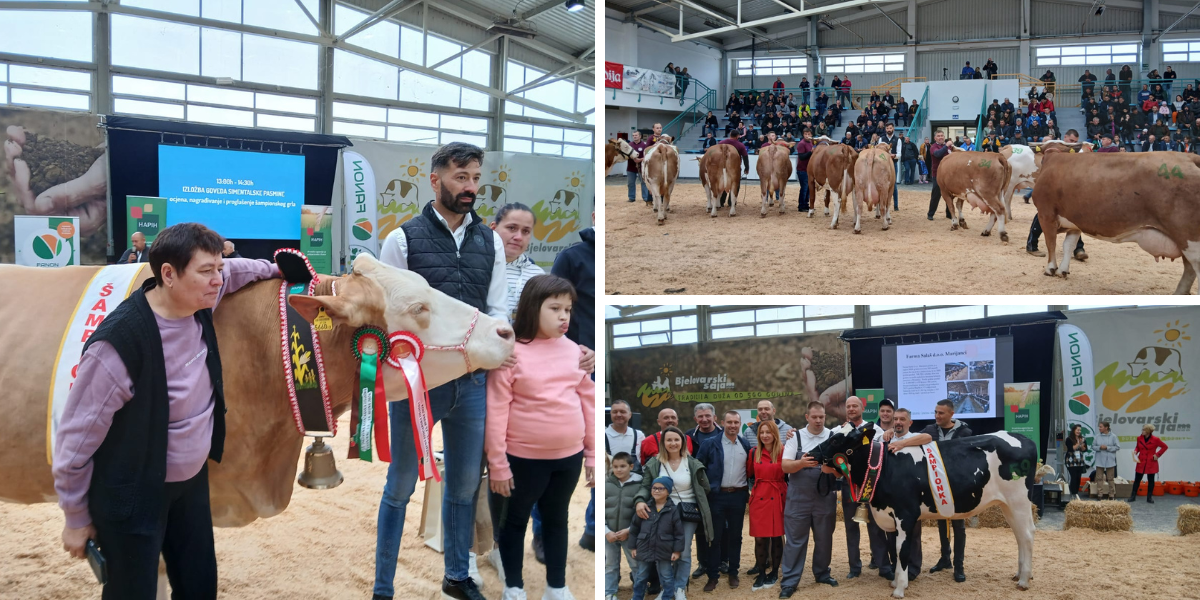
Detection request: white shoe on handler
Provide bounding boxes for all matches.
[502,587,528,600]
[541,586,577,600]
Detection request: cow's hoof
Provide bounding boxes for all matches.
[981,230,990,237]
[883,225,890,231]
[761,212,767,218]
[1044,268,1057,276]
[950,224,959,231]
[1060,270,1070,278]
[807,210,815,218]
[657,220,664,226]
[1001,232,1010,243]
[1017,583,1030,591]
[854,228,862,234]
[959,220,970,229]
[824,210,830,216]
[875,214,881,219]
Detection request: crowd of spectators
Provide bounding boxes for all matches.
[960,58,1000,80]
[1076,68,1200,153]
[663,62,693,101]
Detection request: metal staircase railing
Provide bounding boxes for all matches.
[663,78,716,144]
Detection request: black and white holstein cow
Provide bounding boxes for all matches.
[810,422,1038,599]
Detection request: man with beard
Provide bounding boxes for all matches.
[374,143,510,600]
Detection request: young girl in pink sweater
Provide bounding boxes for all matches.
[487,274,595,600]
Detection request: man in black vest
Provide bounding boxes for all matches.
[375,142,565,600]
[118,231,149,263]
[53,223,282,599]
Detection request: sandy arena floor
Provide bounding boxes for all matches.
[605,180,1190,295]
[0,415,596,600]
[607,517,1200,600]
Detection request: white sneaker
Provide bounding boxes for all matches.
[502,586,528,600]
[488,548,506,585]
[606,595,619,600]
[540,586,577,600]
[467,552,483,588]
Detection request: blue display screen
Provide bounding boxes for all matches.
[159,145,304,239]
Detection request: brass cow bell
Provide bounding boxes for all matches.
[298,437,344,490]
[853,502,870,525]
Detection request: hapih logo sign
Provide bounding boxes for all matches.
[1096,320,1191,433]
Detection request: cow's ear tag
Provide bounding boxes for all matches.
[313,307,334,331]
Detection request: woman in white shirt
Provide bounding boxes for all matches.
[490,203,543,320]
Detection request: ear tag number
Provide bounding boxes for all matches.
[313,307,334,331]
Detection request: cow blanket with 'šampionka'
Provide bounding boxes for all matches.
[811,423,1038,599]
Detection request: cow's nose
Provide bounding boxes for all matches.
[496,326,514,342]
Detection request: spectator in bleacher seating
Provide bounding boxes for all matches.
[1119,65,1134,101]
[895,99,908,126]
[839,77,852,107]
[882,91,895,109]
[1152,83,1168,102]
[1151,119,1170,141]
[1079,70,1097,99]
[989,98,1001,114]
[984,58,998,79]
[832,101,844,127]
[1185,84,1198,102]
[625,131,650,203]
[1120,114,1136,150]
[1190,118,1200,152]
[845,121,860,141]
[1045,118,1060,140]
[815,91,829,117]
[840,132,853,145]
[1178,95,1194,125]
[701,132,717,150]
[725,93,738,115]
[857,111,869,128]
[703,111,718,138]
[774,77,785,92]
[1042,93,1056,120]
[787,93,798,113]
[960,61,973,80]
[800,78,811,105]
[1148,68,1163,90]
[909,98,920,119]
[1138,84,1153,107]
[1086,117,1104,142]
[1159,100,1172,124]
[1096,133,1119,152]
[663,62,674,75]
[1000,97,1014,116]
[853,134,866,150]
[813,73,824,92]
[997,118,1010,142]
[1040,69,1056,94]
[870,90,881,105]
[831,75,842,99]
[725,111,741,136]
[753,102,766,126]
[1104,68,1116,91]
[1010,127,1027,146]
[972,67,983,80]
[1143,134,1166,152]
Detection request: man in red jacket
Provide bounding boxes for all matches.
[640,408,694,464]
[795,128,815,213]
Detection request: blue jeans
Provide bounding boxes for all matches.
[626,172,649,201]
[374,371,488,596]
[585,489,595,536]
[704,124,717,137]
[902,161,916,185]
[633,558,677,600]
[605,540,639,596]
[796,171,809,210]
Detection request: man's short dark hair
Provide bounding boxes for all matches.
[806,401,825,414]
[611,399,631,411]
[611,452,633,465]
[148,223,224,286]
[936,399,955,411]
[895,407,912,418]
[431,142,484,172]
[1065,129,1080,138]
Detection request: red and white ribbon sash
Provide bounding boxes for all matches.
[389,331,440,482]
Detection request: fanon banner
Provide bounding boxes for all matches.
[608,331,849,433]
[14,215,78,267]
[1058,324,1098,467]
[337,139,594,269]
[1066,307,1200,481]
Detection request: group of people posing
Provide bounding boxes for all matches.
[604,396,981,600]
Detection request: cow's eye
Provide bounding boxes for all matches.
[410,303,428,314]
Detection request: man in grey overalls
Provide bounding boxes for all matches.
[776,401,841,599]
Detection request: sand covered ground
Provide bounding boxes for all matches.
[604,180,1190,295]
[606,517,1200,600]
[0,415,596,599]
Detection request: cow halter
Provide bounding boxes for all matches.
[837,439,884,524]
[419,309,480,375]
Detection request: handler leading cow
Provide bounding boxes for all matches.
[808,407,1038,599]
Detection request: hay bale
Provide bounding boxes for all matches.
[970,503,1041,528]
[1178,504,1200,535]
[1063,499,1132,532]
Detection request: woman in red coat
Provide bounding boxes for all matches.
[1129,424,1169,503]
[747,419,787,590]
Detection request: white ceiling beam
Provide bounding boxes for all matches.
[668,0,881,43]
[520,0,566,20]
[292,0,328,37]
[429,33,502,69]
[335,0,422,43]
[508,64,593,96]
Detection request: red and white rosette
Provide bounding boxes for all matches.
[388,331,440,482]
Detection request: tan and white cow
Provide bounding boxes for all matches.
[699,143,743,217]
[808,141,858,229]
[756,143,793,217]
[935,148,1014,242]
[605,137,637,175]
[0,254,515,525]
[642,137,680,224]
[1032,147,1200,293]
[853,142,895,233]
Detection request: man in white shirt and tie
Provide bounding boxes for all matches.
[776,401,840,598]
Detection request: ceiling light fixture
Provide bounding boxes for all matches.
[565,0,585,12]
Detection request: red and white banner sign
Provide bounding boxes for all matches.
[605,61,624,89]
[922,442,956,517]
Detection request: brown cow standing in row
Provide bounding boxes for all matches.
[699,143,743,217]
[853,142,895,232]
[1033,145,1200,293]
[936,148,1014,242]
[805,137,839,218]
[811,142,858,229]
[757,142,793,217]
[642,136,679,224]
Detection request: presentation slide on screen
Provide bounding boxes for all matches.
[882,337,1013,420]
[159,145,304,240]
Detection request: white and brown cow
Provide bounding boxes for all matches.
[852,142,895,233]
[936,149,1014,242]
[642,137,679,224]
[812,423,1038,599]
[805,137,842,218]
[699,143,742,217]
[605,137,637,174]
[1032,146,1200,293]
[756,142,793,217]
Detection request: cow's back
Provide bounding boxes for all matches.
[826,145,858,191]
[809,143,835,185]
[643,143,679,191]
[703,144,740,194]
[0,264,153,502]
[938,151,1009,198]
[757,145,792,190]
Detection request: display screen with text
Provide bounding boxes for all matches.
[882,337,1012,420]
[159,145,303,239]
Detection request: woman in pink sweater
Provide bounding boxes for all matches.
[487,274,595,600]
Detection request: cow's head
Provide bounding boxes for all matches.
[810,422,878,478]
[289,254,515,391]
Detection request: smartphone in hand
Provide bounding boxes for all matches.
[85,539,107,585]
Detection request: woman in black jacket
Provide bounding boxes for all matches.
[1064,425,1089,496]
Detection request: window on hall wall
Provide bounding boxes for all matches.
[1035,43,1138,66]
[735,57,807,77]
[329,101,489,147]
[0,63,92,111]
[111,75,318,130]
[1163,41,1200,62]
[708,306,854,340]
[505,60,593,124]
[0,10,93,62]
[333,3,492,111]
[503,122,593,159]
[823,53,904,74]
[122,0,320,35]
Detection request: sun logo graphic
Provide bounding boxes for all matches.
[491,163,513,184]
[352,218,374,241]
[637,364,674,408]
[1154,320,1191,348]
[564,170,586,190]
[1097,320,1190,413]
[401,158,427,181]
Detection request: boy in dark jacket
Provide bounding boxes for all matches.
[630,477,685,600]
[605,453,644,600]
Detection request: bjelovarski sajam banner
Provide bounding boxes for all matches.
[1066,307,1200,481]
[605,61,623,89]
[608,332,849,433]
[1058,324,1098,468]
[1,107,106,264]
[337,139,594,269]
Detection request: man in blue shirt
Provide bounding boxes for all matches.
[960,61,974,79]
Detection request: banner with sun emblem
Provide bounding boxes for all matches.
[1068,307,1200,480]
[336,139,594,269]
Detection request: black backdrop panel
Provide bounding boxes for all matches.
[843,312,1064,458]
[106,116,350,262]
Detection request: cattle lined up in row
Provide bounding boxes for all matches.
[852,142,896,233]
[698,143,743,218]
[935,148,1014,242]
[808,138,858,229]
[642,136,680,225]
